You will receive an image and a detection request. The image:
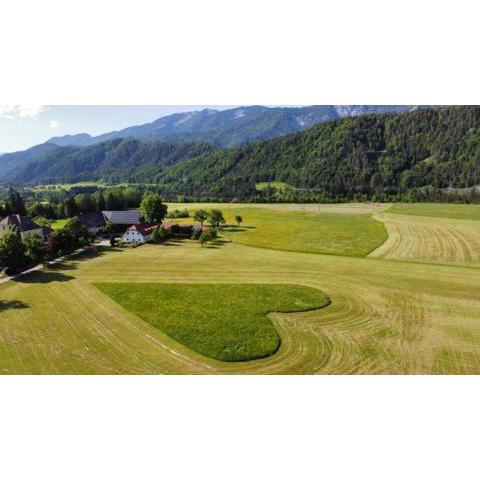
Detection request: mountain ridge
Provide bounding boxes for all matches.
[45,105,424,149]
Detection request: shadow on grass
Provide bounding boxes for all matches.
[162,238,186,247]
[0,300,29,312]
[14,271,75,284]
[46,262,76,271]
[221,225,256,232]
[48,245,124,271]
[204,239,230,249]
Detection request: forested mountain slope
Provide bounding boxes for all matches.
[1,105,423,180]
[153,105,480,200]
[4,139,215,184]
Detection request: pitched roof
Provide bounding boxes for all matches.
[0,214,41,232]
[79,211,106,229]
[102,210,141,225]
[126,223,158,236]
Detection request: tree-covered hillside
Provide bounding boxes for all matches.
[4,139,216,184]
[153,106,480,201]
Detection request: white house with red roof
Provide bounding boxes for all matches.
[123,223,158,244]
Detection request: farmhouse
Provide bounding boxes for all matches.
[79,211,106,234]
[123,223,158,243]
[0,214,52,241]
[102,210,141,226]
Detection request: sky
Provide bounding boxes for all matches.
[0,105,240,153]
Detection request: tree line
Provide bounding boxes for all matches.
[0,187,143,223]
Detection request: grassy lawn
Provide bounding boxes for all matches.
[388,203,480,221]
[94,283,330,361]
[168,204,387,257]
[51,218,69,230]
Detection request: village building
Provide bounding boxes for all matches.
[0,214,52,241]
[123,223,158,244]
[102,210,141,226]
[78,211,106,234]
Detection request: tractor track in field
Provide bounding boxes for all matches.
[370,213,480,266]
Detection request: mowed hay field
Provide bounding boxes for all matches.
[371,212,480,266]
[1,202,480,374]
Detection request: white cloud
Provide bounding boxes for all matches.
[50,120,60,129]
[0,105,45,119]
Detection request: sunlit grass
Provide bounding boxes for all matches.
[95,283,330,361]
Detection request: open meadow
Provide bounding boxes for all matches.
[1,202,480,374]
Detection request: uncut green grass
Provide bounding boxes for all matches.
[170,205,387,257]
[94,283,330,362]
[51,218,69,230]
[388,203,480,221]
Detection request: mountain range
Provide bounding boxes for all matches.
[1,105,479,203]
[46,105,422,149]
[0,105,425,181]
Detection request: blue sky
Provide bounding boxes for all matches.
[0,105,240,153]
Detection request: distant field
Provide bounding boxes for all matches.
[388,203,480,221]
[32,182,103,191]
[95,283,329,362]
[168,203,388,257]
[255,181,292,191]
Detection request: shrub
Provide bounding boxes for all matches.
[151,226,170,244]
[199,227,218,246]
[166,208,189,219]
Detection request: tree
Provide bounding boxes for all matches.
[27,201,47,218]
[193,209,209,229]
[208,209,225,227]
[96,191,106,211]
[23,234,45,265]
[63,197,78,218]
[33,216,52,227]
[140,193,167,224]
[199,231,210,246]
[75,194,95,213]
[0,230,28,272]
[64,217,91,247]
[6,188,26,216]
[105,191,122,210]
[235,215,243,226]
[199,227,218,246]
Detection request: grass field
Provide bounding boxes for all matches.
[95,283,329,361]
[32,182,104,191]
[371,213,480,266]
[1,202,480,374]
[388,203,480,220]
[255,181,292,191]
[169,203,388,257]
[51,218,69,230]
